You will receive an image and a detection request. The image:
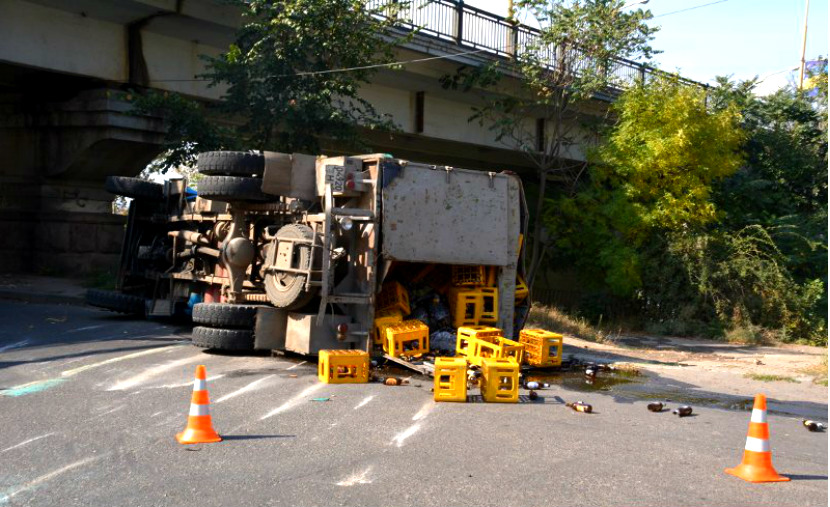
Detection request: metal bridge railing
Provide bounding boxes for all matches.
[368,0,705,92]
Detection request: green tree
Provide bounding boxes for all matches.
[551,78,744,294]
[441,0,658,288]
[134,0,408,170]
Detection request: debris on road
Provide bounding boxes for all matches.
[566,401,593,413]
[311,397,331,402]
[673,405,693,417]
[647,402,665,412]
[802,419,826,432]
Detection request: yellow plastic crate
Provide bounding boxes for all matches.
[480,358,519,403]
[478,287,498,323]
[373,309,403,345]
[467,335,524,367]
[497,336,525,364]
[448,287,482,328]
[433,357,467,402]
[485,266,498,287]
[519,329,563,367]
[377,281,410,315]
[456,325,501,357]
[451,265,486,287]
[318,349,369,384]
[384,320,429,358]
[515,275,529,302]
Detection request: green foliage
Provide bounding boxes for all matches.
[132,0,407,170]
[550,78,743,294]
[441,0,659,288]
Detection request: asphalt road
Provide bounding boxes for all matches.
[0,300,826,507]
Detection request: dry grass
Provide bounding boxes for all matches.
[800,357,829,386]
[527,304,623,344]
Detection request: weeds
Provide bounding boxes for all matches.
[743,373,800,383]
[799,357,829,386]
[527,304,623,344]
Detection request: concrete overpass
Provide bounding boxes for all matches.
[0,0,686,274]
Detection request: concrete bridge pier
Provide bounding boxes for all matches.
[0,87,164,274]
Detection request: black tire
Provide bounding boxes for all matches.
[85,289,145,316]
[197,151,264,176]
[192,303,264,329]
[264,224,319,310]
[197,176,272,202]
[104,176,164,201]
[191,326,254,351]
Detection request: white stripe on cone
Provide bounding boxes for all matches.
[750,408,767,423]
[193,379,207,391]
[189,404,210,416]
[745,436,771,453]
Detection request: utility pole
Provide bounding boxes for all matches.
[798,0,810,89]
[507,0,515,22]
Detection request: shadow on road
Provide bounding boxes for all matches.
[221,435,296,441]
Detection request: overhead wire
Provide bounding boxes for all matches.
[652,0,731,18]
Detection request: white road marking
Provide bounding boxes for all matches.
[354,395,375,410]
[390,423,422,448]
[106,354,203,391]
[412,400,436,421]
[61,344,186,377]
[146,374,225,390]
[260,384,324,420]
[0,456,99,504]
[0,340,30,353]
[286,361,307,370]
[215,374,276,403]
[65,325,105,334]
[1,433,55,453]
[336,467,373,486]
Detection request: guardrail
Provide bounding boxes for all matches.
[369,0,705,92]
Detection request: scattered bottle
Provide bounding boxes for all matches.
[525,381,541,390]
[673,405,693,417]
[528,390,539,401]
[566,401,593,413]
[384,377,408,386]
[647,402,664,412]
[584,368,596,377]
[803,419,826,432]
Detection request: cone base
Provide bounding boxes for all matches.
[176,428,222,445]
[725,464,790,483]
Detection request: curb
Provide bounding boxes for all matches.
[0,289,86,307]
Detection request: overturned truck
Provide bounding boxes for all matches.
[94,151,529,355]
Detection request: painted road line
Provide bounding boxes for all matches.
[390,423,422,448]
[0,456,100,504]
[0,378,66,397]
[260,384,325,420]
[0,340,30,353]
[354,395,375,410]
[286,361,307,370]
[215,374,276,403]
[106,354,203,391]
[61,344,186,377]
[336,467,373,486]
[0,433,55,453]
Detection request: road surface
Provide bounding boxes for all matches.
[0,300,826,506]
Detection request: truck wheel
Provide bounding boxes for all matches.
[104,176,164,201]
[85,289,146,316]
[197,151,264,176]
[197,176,273,202]
[264,224,319,310]
[191,326,254,351]
[192,303,264,329]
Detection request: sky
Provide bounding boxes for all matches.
[465,0,828,95]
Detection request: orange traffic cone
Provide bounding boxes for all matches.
[176,365,221,444]
[725,393,789,482]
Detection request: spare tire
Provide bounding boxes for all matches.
[104,176,164,201]
[192,303,265,329]
[85,289,146,316]
[191,326,254,351]
[197,151,264,176]
[264,224,319,310]
[197,176,273,202]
